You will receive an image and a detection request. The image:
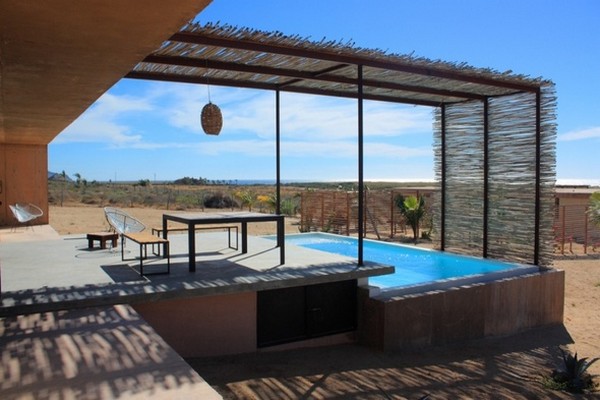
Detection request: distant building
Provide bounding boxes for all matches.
[554,186,599,252]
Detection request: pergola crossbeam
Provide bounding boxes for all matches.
[126,70,443,107]
[168,31,540,94]
[139,55,486,102]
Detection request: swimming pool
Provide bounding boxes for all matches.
[281,232,539,295]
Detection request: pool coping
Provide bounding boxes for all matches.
[277,232,541,299]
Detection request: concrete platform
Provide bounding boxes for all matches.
[0,230,392,316]
[0,227,392,399]
[0,224,61,243]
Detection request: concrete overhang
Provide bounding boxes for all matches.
[0,0,212,145]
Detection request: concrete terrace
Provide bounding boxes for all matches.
[0,226,392,399]
[0,227,391,316]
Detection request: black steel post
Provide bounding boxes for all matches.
[358,65,364,266]
[483,98,489,258]
[440,104,446,251]
[276,89,281,215]
[534,89,542,265]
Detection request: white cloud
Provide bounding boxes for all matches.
[53,92,153,145]
[53,81,434,157]
[145,83,277,138]
[556,178,600,186]
[364,142,432,158]
[190,139,275,156]
[276,94,432,141]
[178,138,430,160]
[156,87,432,141]
[558,127,600,142]
[281,140,430,159]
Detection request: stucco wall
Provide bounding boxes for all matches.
[134,292,257,358]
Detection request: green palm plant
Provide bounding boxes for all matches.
[394,194,426,243]
[235,189,255,211]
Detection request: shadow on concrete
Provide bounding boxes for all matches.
[188,325,576,399]
[0,305,220,399]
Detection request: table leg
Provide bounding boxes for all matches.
[278,216,285,265]
[162,217,168,258]
[188,222,196,272]
[241,222,248,253]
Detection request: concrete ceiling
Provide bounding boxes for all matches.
[0,0,212,145]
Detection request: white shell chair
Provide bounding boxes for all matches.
[103,207,146,252]
[104,206,170,274]
[9,203,44,231]
[104,207,146,235]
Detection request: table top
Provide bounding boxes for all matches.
[163,211,283,224]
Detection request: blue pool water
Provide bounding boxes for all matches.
[281,232,536,291]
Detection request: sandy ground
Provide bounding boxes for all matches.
[48,205,600,398]
[49,205,302,236]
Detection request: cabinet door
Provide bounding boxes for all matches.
[257,280,357,348]
[306,280,357,337]
[257,286,305,347]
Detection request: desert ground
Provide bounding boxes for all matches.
[48,205,600,398]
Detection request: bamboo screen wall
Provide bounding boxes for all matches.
[438,100,485,256]
[433,85,557,266]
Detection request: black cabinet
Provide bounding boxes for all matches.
[257,280,357,347]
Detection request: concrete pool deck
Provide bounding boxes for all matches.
[0,225,393,399]
[0,226,566,398]
[0,226,392,316]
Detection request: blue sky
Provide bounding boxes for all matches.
[50,0,600,185]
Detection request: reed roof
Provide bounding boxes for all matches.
[128,23,551,107]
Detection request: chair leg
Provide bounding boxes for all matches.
[139,242,145,276]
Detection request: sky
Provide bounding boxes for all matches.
[49,0,600,185]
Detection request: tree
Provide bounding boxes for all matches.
[235,189,255,211]
[394,194,426,243]
[60,170,67,207]
[74,173,82,188]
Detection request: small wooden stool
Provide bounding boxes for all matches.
[87,232,119,249]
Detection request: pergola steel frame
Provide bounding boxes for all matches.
[127,23,554,266]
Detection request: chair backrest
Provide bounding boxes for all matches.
[104,207,145,234]
[10,203,44,223]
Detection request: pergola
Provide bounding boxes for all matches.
[126,23,556,267]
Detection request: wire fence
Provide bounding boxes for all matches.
[300,190,599,257]
[299,189,434,242]
[554,205,600,256]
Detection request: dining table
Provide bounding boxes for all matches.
[162,211,285,272]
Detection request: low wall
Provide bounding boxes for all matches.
[134,269,565,357]
[134,292,257,358]
[133,290,357,358]
[358,268,565,351]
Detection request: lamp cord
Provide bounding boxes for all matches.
[205,59,212,103]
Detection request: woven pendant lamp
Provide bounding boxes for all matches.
[201,102,222,135]
[201,65,222,135]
